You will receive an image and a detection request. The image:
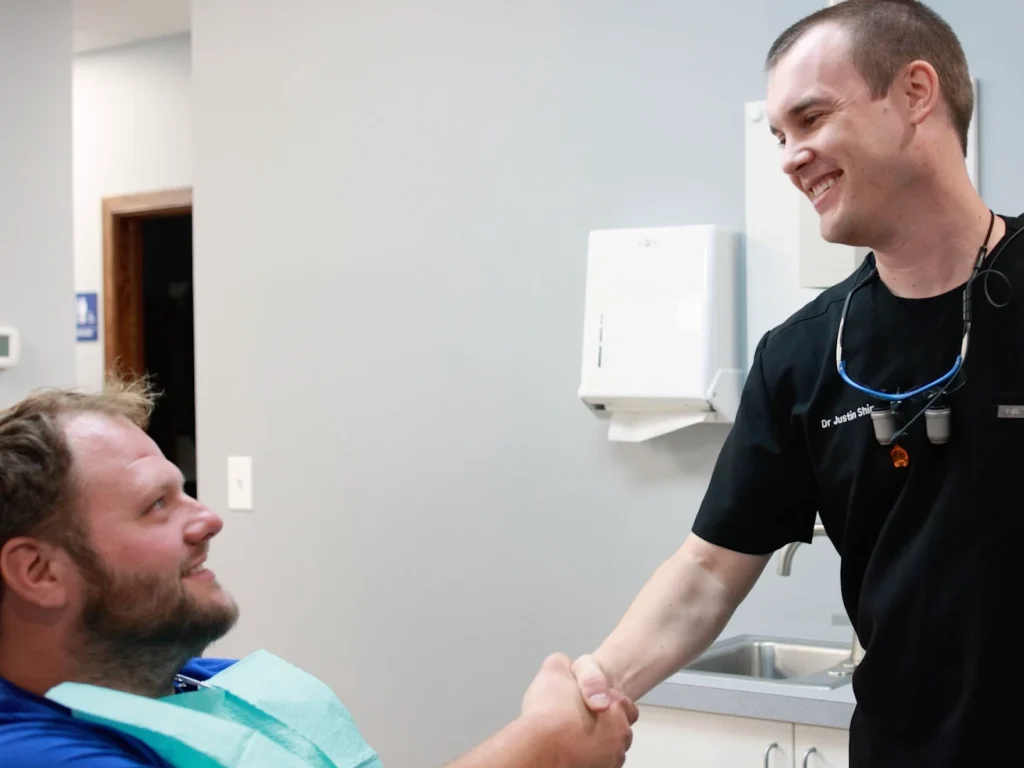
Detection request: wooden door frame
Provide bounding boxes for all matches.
[103,187,192,376]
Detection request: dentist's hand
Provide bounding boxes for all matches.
[521,653,638,768]
[571,654,614,713]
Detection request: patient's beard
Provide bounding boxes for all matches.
[72,549,239,698]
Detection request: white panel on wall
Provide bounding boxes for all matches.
[743,101,850,360]
[744,101,866,304]
[796,193,867,290]
[967,78,979,191]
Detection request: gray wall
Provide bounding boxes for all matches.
[0,1,74,406]
[191,2,1022,766]
[73,33,193,393]
[934,0,1024,213]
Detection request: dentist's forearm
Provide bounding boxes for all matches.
[593,534,769,701]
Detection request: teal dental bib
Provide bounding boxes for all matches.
[45,650,382,768]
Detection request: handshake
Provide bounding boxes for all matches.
[518,652,637,768]
[447,651,637,768]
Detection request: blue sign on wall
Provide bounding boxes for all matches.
[76,292,98,342]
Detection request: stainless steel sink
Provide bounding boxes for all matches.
[682,634,855,689]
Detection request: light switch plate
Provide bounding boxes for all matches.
[227,456,253,511]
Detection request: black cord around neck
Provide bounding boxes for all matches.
[977,213,1024,309]
[881,210,1011,445]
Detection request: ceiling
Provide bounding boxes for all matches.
[73,0,191,54]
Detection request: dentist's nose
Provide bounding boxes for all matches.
[781,141,814,178]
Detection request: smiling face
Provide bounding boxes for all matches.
[766,23,918,248]
[63,411,238,659]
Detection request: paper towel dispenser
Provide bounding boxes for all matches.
[577,225,744,442]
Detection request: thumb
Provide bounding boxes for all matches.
[571,654,611,711]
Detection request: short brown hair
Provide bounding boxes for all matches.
[765,0,973,155]
[0,375,159,593]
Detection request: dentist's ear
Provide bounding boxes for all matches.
[899,59,941,129]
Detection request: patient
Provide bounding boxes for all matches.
[0,378,637,767]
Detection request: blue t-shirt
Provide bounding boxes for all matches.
[0,657,236,767]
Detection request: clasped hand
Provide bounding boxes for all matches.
[520,652,636,768]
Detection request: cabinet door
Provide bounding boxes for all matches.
[793,724,849,768]
[627,704,794,768]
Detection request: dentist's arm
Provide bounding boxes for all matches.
[445,653,638,768]
[572,331,816,709]
[573,533,770,708]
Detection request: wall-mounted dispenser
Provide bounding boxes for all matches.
[577,225,743,442]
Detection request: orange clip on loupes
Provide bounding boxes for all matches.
[890,444,909,468]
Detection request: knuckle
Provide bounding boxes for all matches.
[570,654,593,672]
[582,671,605,686]
[543,652,570,671]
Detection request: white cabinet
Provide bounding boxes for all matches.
[794,725,849,768]
[626,705,851,768]
[627,705,794,768]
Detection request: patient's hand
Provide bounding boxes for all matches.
[520,653,638,768]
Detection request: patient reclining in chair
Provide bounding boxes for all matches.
[0,379,636,768]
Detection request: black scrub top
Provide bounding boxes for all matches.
[692,213,1024,768]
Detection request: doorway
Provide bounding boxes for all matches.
[103,188,197,497]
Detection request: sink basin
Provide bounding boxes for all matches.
[682,634,855,689]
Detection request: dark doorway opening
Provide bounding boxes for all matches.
[140,214,196,497]
[103,188,197,498]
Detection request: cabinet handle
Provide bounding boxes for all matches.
[763,742,779,767]
[802,746,818,767]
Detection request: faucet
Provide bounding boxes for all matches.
[777,523,865,666]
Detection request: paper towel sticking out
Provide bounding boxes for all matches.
[576,226,745,443]
[607,411,712,442]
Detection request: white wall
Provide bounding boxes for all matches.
[0,2,75,406]
[72,33,192,391]
[187,0,1021,766]
[189,2,851,766]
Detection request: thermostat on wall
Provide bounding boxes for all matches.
[0,327,21,370]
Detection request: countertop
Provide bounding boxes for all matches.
[639,658,857,730]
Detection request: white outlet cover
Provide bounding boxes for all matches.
[227,456,253,511]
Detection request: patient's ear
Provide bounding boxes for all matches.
[0,537,72,609]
